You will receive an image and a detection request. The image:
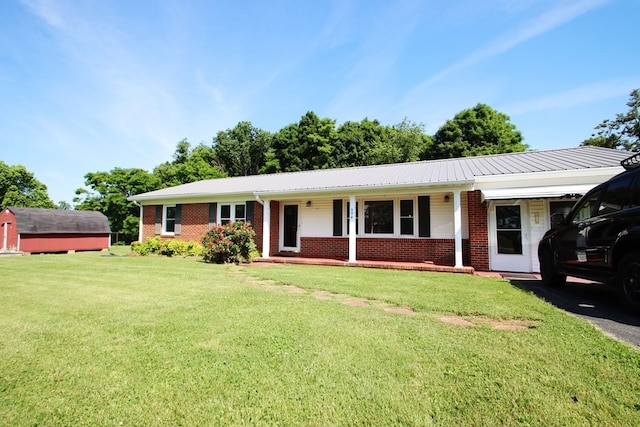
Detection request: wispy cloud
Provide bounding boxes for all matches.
[503,78,640,115]
[405,0,612,98]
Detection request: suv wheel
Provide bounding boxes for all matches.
[617,252,640,312]
[540,248,566,287]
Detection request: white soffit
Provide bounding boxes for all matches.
[481,184,596,201]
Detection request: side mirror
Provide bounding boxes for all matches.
[551,213,565,228]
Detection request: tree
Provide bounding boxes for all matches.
[212,122,271,176]
[264,112,337,173]
[0,161,56,210]
[432,103,527,159]
[582,89,640,151]
[375,118,432,164]
[153,139,225,187]
[333,118,385,167]
[74,168,162,244]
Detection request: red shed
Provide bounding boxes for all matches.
[0,207,111,254]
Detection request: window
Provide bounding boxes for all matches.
[364,200,393,234]
[571,190,603,224]
[220,203,246,225]
[400,200,414,235]
[496,205,522,254]
[598,177,632,215]
[163,205,176,234]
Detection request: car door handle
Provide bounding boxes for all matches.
[577,222,587,231]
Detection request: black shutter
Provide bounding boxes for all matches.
[174,204,182,235]
[333,199,343,236]
[418,196,431,237]
[208,203,217,229]
[154,206,162,235]
[246,201,254,224]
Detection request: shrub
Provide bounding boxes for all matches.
[131,237,204,257]
[201,222,256,264]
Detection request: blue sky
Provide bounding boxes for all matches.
[2,0,639,204]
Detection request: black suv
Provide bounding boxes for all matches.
[538,152,640,311]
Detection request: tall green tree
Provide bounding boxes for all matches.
[212,122,271,177]
[582,89,640,151]
[375,118,432,164]
[154,139,225,187]
[264,112,337,173]
[432,103,527,159]
[0,161,56,210]
[333,118,387,167]
[74,168,161,244]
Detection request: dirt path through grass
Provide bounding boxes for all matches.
[238,266,538,330]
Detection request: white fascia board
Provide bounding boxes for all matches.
[129,192,256,205]
[255,181,475,200]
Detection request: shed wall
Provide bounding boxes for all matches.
[19,234,110,253]
[0,210,19,251]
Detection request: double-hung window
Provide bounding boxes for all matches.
[163,205,176,234]
[400,199,414,235]
[220,203,246,225]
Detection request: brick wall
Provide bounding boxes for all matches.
[467,190,489,271]
[141,206,155,240]
[178,203,209,241]
[269,201,280,256]
[300,237,462,266]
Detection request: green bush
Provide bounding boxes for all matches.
[201,222,256,264]
[131,237,204,257]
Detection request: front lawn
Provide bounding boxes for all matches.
[1,251,639,426]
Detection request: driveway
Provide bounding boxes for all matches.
[503,273,640,349]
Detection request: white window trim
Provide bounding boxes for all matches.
[218,202,247,224]
[162,204,176,235]
[345,197,419,238]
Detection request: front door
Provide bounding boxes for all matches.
[282,204,299,250]
[490,201,531,272]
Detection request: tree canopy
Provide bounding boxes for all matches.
[582,89,640,151]
[432,103,527,159]
[0,161,56,210]
[153,139,225,186]
[74,168,162,244]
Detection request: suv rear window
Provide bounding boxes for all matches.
[598,176,633,215]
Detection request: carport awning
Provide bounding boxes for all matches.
[481,184,595,201]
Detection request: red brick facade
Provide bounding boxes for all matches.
[140,191,490,269]
[467,190,489,271]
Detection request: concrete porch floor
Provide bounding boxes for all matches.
[254,256,475,275]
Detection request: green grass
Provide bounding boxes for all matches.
[1,251,639,426]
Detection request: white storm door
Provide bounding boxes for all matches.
[489,202,531,272]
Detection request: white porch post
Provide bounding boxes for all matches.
[262,200,271,258]
[453,190,463,268]
[348,195,357,263]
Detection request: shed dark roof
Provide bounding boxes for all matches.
[6,207,111,235]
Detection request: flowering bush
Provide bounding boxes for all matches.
[201,221,256,264]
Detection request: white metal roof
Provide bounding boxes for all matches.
[129,146,630,203]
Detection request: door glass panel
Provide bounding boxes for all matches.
[283,205,298,248]
[496,205,522,255]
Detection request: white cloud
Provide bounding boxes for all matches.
[503,78,640,115]
[405,0,612,98]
